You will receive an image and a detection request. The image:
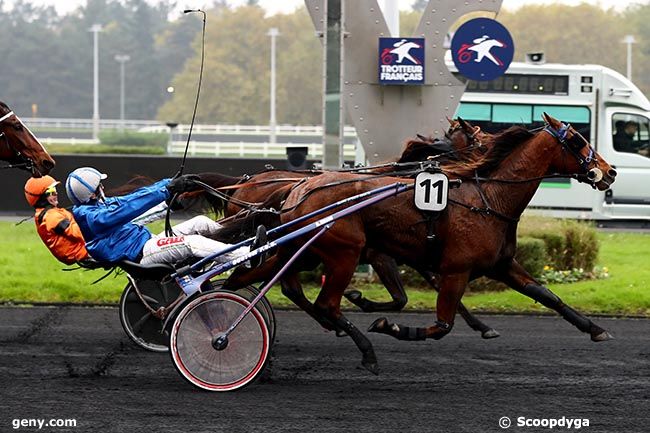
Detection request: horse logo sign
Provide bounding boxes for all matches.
[378,37,425,85]
[451,18,514,81]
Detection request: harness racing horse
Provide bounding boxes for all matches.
[182,121,500,338]
[0,101,55,176]
[225,113,617,374]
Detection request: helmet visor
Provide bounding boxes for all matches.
[44,185,58,196]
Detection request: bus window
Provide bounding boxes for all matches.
[455,103,591,137]
[456,103,491,121]
[612,113,650,158]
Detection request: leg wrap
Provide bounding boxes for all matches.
[521,283,591,333]
[430,320,452,340]
[395,326,427,341]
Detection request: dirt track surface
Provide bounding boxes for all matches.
[1,306,648,433]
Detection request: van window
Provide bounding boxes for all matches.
[612,113,650,158]
[456,102,588,141]
[455,103,591,138]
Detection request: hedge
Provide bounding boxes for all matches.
[98,129,168,148]
[358,216,600,292]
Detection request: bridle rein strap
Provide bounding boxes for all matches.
[543,122,595,172]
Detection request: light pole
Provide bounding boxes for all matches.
[268,27,279,145]
[114,54,130,128]
[89,24,103,141]
[622,35,636,81]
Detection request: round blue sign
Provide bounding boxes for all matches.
[451,17,514,81]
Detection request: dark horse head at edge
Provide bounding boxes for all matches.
[0,101,55,177]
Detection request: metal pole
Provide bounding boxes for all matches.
[89,24,103,141]
[114,54,130,129]
[622,35,636,81]
[322,0,344,169]
[268,28,279,145]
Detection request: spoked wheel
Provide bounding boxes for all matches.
[170,291,271,391]
[119,279,183,352]
[211,280,276,344]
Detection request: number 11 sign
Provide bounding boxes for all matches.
[414,172,449,212]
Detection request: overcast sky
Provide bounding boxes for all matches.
[4,0,649,17]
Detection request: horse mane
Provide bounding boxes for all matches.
[445,126,534,177]
[0,101,9,112]
[397,136,455,163]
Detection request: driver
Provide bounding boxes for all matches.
[24,175,89,265]
[65,167,266,266]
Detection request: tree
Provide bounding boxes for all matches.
[498,4,627,80]
[158,5,322,125]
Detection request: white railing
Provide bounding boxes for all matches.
[168,141,357,159]
[41,137,98,145]
[26,117,358,136]
[26,118,160,130]
[37,137,357,159]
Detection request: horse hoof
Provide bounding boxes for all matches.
[344,290,362,303]
[335,329,348,337]
[361,360,380,376]
[367,317,388,333]
[481,329,500,339]
[591,330,614,342]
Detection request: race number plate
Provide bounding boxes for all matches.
[414,172,449,211]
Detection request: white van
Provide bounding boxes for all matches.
[452,61,650,220]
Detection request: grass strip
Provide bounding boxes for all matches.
[1,222,648,316]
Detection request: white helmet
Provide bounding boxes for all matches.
[65,167,107,205]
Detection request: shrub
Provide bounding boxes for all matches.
[514,236,547,277]
[519,215,599,274]
[530,232,565,269]
[468,237,547,293]
[561,220,599,270]
[98,129,168,148]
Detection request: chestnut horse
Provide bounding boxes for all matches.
[177,121,499,338]
[0,101,55,176]
[224,113,617,374]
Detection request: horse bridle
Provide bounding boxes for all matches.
[543,122,603,183]
[0,110,35,171]
[445,123,485,156]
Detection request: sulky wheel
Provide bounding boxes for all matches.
[118,278,182,353]
[211,280,276,344]
[170,291,271,391]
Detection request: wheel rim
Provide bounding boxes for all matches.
[119,283,170,352]
[171,292,269,391]
[210,281,276,343]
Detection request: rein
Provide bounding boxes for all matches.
[165,9,206,236]
[444,122,599,223]
[193,180,266,211]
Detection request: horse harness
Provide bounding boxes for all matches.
[0,110,34,170]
